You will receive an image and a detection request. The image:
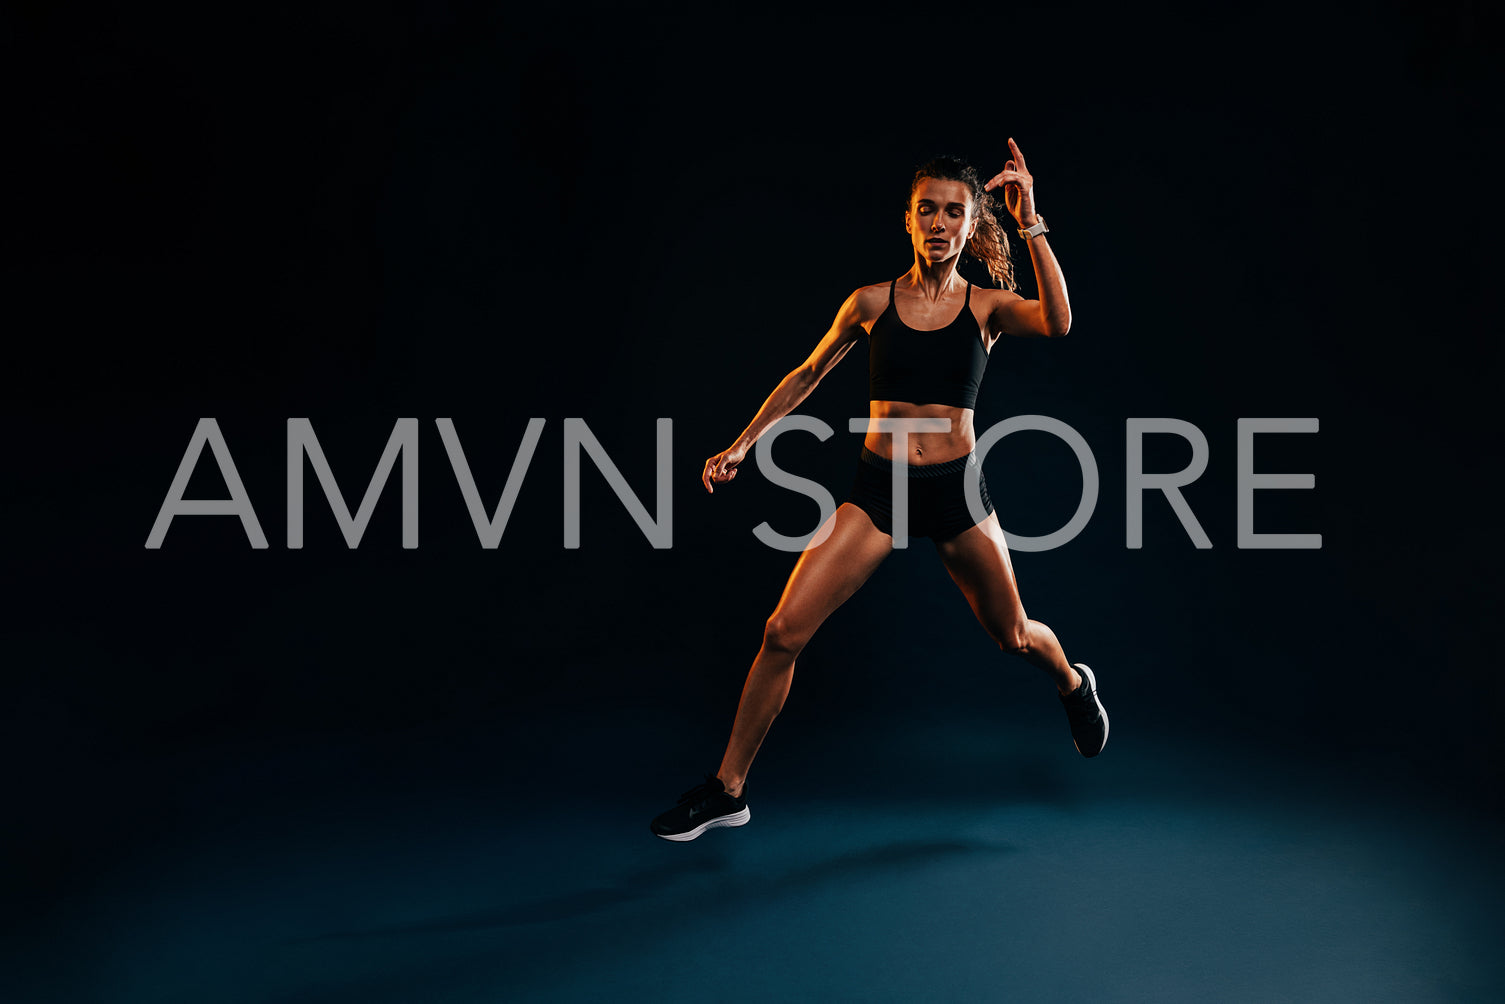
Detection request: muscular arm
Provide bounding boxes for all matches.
[983,137,1072,340]
[988,233,1071,339]
[729,288,868,452]
[703,286,876,492]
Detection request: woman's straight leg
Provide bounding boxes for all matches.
[715,502,893,795]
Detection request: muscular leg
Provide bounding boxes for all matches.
[715,503,893,797]
[933,512,1082,695]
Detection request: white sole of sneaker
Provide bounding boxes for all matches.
[655,806,751,842]
[1073,662,1109,756]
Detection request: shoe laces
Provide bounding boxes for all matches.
[676,774,723,806]
[1061,683,1098,716]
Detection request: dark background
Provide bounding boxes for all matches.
[3,2,1500,1000]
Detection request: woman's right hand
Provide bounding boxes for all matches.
[703,444,747,494]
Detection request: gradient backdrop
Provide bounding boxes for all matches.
[5,3,1500,1002]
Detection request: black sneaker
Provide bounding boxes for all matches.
[1060,662,1109,757]
[650,775,750,842]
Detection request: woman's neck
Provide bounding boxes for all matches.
[906,257,966,301]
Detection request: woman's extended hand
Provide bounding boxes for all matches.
[983,137,1039,227]
[703,444,747,494]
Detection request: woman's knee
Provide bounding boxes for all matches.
[763,612,812,655]
[994,613,1032,655]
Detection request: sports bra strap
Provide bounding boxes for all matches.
[888,278,897,305]
[964,282,972,306]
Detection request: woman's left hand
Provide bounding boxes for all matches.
[983,137,1039,227]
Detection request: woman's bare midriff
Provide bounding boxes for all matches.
[862,400,976,465]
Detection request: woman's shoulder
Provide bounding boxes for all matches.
[966,283,1025,342]
[820,282,892,337]
[848,281,894,322]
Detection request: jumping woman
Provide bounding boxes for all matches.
[651,139,1108,841]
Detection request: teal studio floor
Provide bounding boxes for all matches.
[8,712,1500,1004]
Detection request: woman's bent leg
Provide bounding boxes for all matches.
[716,503,893,795]
[933,513,1079,694]
[934,512,1108,757]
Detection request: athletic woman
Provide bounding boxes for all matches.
[651,139,1108,841]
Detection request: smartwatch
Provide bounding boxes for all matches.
[1018,217,1049,240]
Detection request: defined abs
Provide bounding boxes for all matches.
[862,402,975,465]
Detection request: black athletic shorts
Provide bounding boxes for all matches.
[846,446,994,541]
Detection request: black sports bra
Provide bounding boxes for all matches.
[867,278,989,410]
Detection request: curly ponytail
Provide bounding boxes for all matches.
[910,156,1017,292]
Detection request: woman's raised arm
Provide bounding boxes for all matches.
[984,137,1072,339]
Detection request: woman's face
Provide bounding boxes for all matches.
[906,178,976,264]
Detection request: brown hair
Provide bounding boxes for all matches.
[910,156,1017,292]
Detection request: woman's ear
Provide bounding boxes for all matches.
[904,210,912,234]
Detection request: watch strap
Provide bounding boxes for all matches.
[1018,217,1049,240]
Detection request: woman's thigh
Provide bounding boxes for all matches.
[932,512,1028,644]
[766,502,894,641]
